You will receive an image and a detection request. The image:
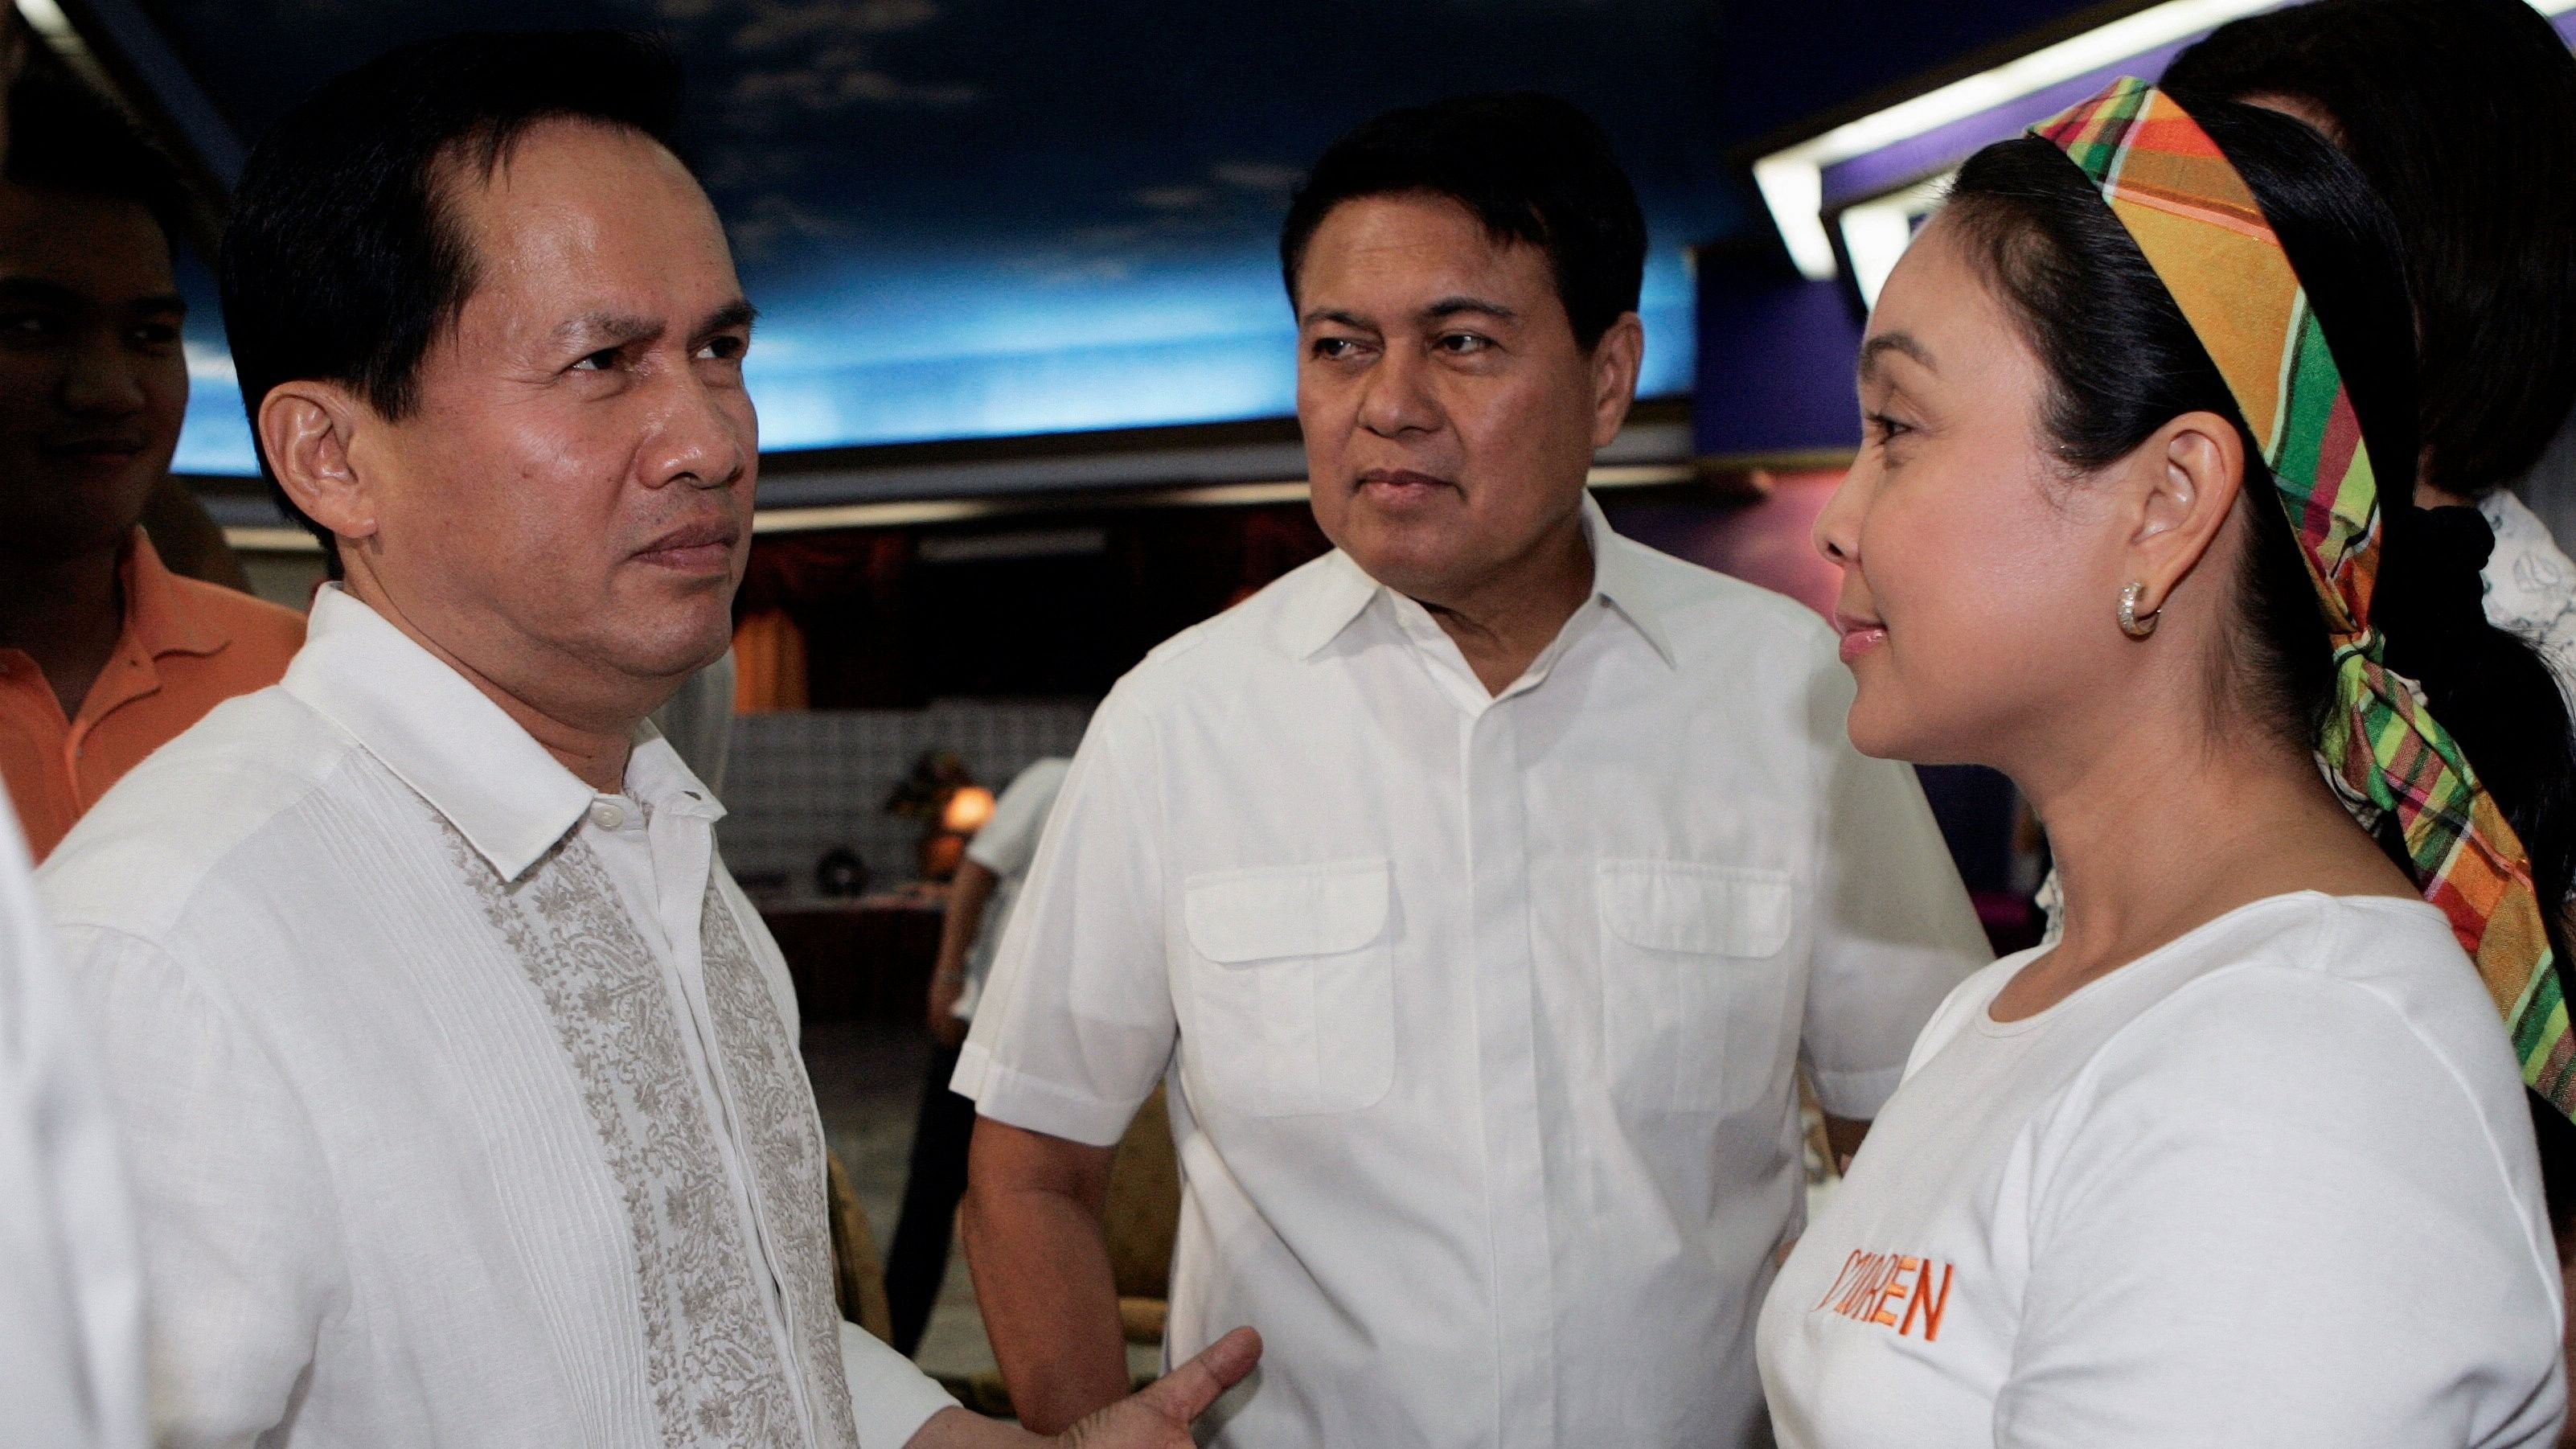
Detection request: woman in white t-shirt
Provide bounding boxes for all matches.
[1758,81,2576,1448]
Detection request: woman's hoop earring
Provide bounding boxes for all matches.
[2118,581,2162,639]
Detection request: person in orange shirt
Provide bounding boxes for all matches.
[0,74,301,860]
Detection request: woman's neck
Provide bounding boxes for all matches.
[1998,705,2416,1020]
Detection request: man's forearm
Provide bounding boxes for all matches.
[962,1132,1129,1432]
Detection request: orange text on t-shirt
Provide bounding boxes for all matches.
[1809,1249,1955,1341]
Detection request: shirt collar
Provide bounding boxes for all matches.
[121,528,226,659]
[283,585,626,881]
[1286,492,1680,669]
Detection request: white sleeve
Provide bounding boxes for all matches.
[55,924,345,1449]
[839,1319,959,1448]
[1997,966,2565,1448]
[954,700,1174,1147]
[0,812,142,1449]
[964,758,1068,880]
[1798,651,1990,1117]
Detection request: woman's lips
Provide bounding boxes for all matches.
[1833,612,1888,663]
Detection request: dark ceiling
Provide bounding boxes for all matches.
[129,0,2094,471]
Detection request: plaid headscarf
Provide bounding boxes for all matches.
[2031,77,2574,1118]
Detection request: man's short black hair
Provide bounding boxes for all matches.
[1278,92,1647,351]
[2164,0,2576,499]
[5,69,190,257]
[220,30,685,550]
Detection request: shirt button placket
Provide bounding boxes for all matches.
[1466,703,1559,1449]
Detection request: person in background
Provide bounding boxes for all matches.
[0,21,146,1448]
[40,31,1249,1448]
[0,71,301,862]
[1762,83,2569,1447]
[959,93,1987,1447]
[884,754,1072,1356]
[2165,14,2576,1397]
[2162,0,2576,692]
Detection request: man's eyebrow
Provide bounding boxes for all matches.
[1424,295,1517,322]
[697,298,757,338]
[555,310,662,348]
[1857,331,1934,381]
[1299,306,1374,330]
[0,277,84,307]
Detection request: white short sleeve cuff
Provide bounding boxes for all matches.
[1807,1061,1907,1123]
[951,1043,1135,1147]
[841,1319,958,1449]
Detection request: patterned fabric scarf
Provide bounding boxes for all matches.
[2031,76,2575,1117]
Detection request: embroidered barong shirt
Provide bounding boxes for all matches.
[38,586,957,1449]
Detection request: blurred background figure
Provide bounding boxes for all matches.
[0,10,145,1449]
[884,753,1069,1356]
[0,67,298,863]
[2167,0,2576,698]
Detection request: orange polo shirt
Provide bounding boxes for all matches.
[1,529,305,860]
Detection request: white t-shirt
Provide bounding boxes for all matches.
[953,756,1069,1022]
[1758,892,2564,1449]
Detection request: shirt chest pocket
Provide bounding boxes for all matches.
[1180,857,1396,1118]
[1598,859,1799,1116]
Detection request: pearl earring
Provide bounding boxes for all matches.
[2118,581,2161,639]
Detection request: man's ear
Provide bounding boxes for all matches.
[2123,409,2247,619]
[257,381,380,544]
[1588,310,1644,449]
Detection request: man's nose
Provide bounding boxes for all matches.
[59,331,148,418]
[1356,344,1442,439]
[641,365,750,491]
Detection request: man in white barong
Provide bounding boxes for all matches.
[37,31,1253,1449]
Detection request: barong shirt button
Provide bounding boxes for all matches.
[958,495,1992,1449]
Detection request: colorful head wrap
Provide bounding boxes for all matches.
[2029,77,2574,1118]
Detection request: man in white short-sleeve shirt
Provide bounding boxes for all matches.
[958,93,1989,1447]
[39,31,1251,1449]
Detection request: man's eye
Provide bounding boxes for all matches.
[1866,412,1914,443]
[1311,336,1364,360]
[130,323,181,348]
[0,313,59,339]
[572,347,623,372]
[697,335,746,363]
[1436,332,1492,355]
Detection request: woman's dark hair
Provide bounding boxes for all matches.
[220,30,685,555]
[2164,0,2576,499]
[1278,92,1647,351]
[1946,102,2576,1222]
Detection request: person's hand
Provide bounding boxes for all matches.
[1057,1328,1260,1448]
[904,1328,1258,1449]
[928,971,967,1049]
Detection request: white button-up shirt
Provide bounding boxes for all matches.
[39,587,957,1449]
[0,798,142,1449]
[958,497,1989,1448]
